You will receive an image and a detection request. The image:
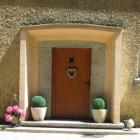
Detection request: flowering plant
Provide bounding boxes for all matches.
[5,105,26,124]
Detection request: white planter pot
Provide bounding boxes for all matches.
[92,109,107,123]
[31,107,47,121]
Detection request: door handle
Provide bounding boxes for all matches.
[85,80,90,90]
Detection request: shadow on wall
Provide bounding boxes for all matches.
[0,0,140,12]
[0,32,20,119]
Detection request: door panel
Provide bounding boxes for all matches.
[51,48,91,119]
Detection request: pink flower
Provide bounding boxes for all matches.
[5,114,12,123]
[20,110,26,117]
[12,105,19,113]
[16,108,22,114]
[17,108,22,114]
[6,106,13,114]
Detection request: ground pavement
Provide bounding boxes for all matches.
[0,130,140,140]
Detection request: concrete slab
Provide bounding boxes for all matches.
[0,131,140,140]
[21,120,125,129]
[2,126,138,135]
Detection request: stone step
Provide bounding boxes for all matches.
[21,120,125,129]
[3,126,138,135]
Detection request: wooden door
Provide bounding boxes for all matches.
[51,48,91,119]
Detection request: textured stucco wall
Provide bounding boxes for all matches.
[0,0,140,125]
[38,41,104,118]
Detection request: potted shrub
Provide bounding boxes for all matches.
[92,97,107,123]
[31,96,47,121]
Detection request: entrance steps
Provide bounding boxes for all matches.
[20,120,125,129]
[3,127,138,135]
[1,120,138,135]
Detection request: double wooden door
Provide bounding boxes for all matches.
[51,48,91,119]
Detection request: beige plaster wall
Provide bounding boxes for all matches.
[0,0,140,125]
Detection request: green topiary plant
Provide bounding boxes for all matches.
[31,96,46,108]
[92,98,106,109]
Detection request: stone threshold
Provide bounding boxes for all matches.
[21,120,125,129]
[1,126,138,135]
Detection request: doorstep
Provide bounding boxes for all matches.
[21,120,125,129]
[0,126,138,135]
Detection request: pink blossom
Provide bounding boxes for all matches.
[5,114,12,123]
[6,106,13,114]
[17,108,25,115]
[17,108,22,114]
[20,110,26,117]
[5,105,26,124]
[16,108,22,114]
[12,105,19,113]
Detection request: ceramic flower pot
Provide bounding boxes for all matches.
[31,107,47,121]
[11,116,19,125]
[92,109,107,123]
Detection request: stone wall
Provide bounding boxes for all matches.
[0,0,140,125]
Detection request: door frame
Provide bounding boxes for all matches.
[19,24,122,123]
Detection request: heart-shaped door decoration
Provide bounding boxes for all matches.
[66,67,78,79]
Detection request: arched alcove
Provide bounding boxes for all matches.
[19,24,122,123]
